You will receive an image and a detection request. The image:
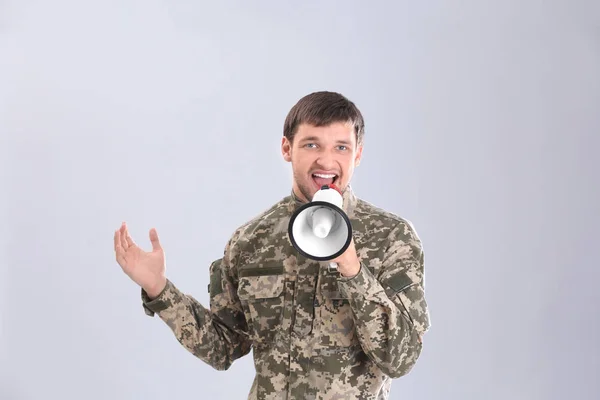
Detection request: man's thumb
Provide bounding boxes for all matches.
[149,228,161,250]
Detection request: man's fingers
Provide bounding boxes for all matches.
[149,228,161,251]
[114,229,124,252]
[114,229,120,251]
[114,229,126,264]
[125,227,135,248]
[120,223,129,250]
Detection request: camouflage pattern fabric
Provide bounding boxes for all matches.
[141,185,430,399]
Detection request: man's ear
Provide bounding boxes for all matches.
[354,144,363,167]
[281,137,292,162]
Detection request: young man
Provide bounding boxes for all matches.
[114,91,430,399]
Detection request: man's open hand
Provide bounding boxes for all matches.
[114,222,167,298]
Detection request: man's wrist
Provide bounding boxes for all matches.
[144,278,167,299]
[338,260,361,278]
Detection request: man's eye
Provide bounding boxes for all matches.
[305,143,316,148]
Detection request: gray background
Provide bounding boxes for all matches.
[1,1,599,399]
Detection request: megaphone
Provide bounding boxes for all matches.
[288,184,352,272]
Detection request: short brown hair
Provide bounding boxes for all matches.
[283,91,365,146]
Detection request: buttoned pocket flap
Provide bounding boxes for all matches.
[322,290,348,300]
[237,265,285,300]
[382,271,415,297]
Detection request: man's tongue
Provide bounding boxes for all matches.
[313,175,334,187]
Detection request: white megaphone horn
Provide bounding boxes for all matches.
[287,184,352,272]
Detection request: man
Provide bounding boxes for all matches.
[114,91,430,399]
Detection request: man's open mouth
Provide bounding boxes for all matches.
[312,173,338,188]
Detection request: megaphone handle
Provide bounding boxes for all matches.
[327,262,338,273]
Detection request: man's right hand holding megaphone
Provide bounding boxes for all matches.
[287,183,360,276]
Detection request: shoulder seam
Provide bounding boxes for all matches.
[229,197,290,242]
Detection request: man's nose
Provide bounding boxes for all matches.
[315,153,337,169]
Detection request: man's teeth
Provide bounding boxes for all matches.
[313,174,336,178]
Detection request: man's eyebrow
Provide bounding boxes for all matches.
[299,136,321,142]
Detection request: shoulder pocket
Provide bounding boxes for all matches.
[208,259,224,297]
[382,271,415,297]
[383,271,429,335]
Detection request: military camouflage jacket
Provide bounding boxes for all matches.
[141,185,430,399]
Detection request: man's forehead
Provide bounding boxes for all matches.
[295,122,356,142]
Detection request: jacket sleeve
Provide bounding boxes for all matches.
[336,221,431,378]
[140,235,252,371]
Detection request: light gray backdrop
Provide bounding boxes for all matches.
[1,1,598,399]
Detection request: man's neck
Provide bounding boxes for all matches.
[291,188,307,204]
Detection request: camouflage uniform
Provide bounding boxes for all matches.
[141,185,430,399]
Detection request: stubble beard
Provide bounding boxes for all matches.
[293,171,315,203]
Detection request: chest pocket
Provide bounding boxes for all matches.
[237,264,286,347]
